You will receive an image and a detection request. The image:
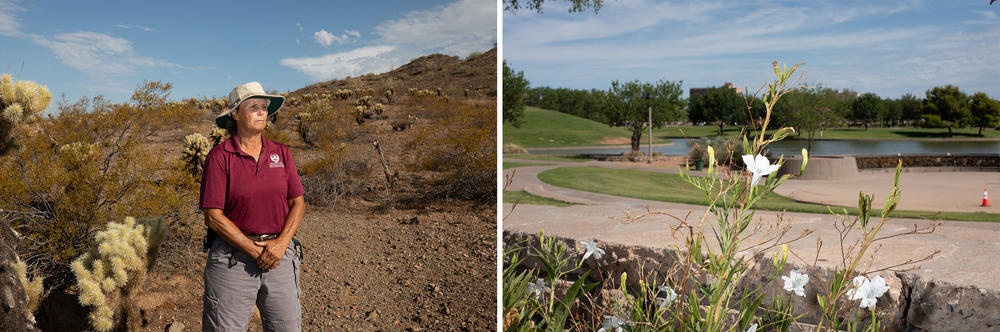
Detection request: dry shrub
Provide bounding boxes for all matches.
[0,81,201,287]
[295,99,356,148]
[407,99,496,203]
[298,145,373,206]
[503,143,527,154]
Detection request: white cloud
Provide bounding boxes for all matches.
[313,29,335,46]
[313,29,361,47]
[280,45,396,81]
[31,31,181,75]
[296,22,303,31]
[283,0,496,81]
[116,23,154,31]
[977,10,997,20]
[374,0,495,56]
[0,0,24,37]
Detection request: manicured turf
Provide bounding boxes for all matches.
[503,107,674,148]
[537,166,1000,222]
[654,126,1000,140]
[503,162,549,169]
[503,190,576,207]
[504,154,590,162]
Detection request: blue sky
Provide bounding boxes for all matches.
[0,0,496,112]
[503,0,1000,99]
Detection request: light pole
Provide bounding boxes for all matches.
[646,92,653,163]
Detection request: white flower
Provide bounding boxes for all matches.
[848,275,890,309]
[745,323,758,332]
[597,315,630,332]
[581,240,606,261]
[658,285,678,309]
[525,278,551,302]
[781,269,809,297]
[742,154,781,186]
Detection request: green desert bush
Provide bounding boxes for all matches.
[0,81,200,286]
[0,73,52,155]
[72,216,166,332]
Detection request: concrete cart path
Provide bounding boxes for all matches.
[502,158,1000,291]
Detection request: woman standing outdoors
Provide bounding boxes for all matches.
[199,82,306,331]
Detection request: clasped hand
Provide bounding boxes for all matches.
[254,239,286,270]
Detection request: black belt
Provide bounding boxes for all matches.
[247,234,279,241]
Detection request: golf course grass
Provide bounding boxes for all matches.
[503,162,549,169]
[503,190,577,207]
[503,108,1000,149]
[504,154,590,162]
[503,107,674,148]
[537,166,1000,222]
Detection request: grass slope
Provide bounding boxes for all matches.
[538,166,1000,222]
[503,107,673,148]
[503,162,549,169]
[503,191,576,207]
[504,154,590,162]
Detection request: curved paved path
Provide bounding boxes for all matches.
[502,158,1000,291]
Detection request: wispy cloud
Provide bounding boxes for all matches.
[0,0,24,37]
[116,23,154,32]
[280,45,396,81]
[283,0,496,81]
[504,0,1000,97]
[31,32,181,76]
[313,29,361,47]
[296,22,303,31]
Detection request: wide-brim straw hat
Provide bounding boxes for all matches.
[215,81,285,128]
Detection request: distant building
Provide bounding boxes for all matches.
[689,82,742,98]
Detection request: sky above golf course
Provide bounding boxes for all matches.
[503,0,1000,99]
[0,0,496,112]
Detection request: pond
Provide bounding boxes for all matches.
[530,139,1000,157]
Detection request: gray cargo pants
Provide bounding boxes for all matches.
[203,237,301,332]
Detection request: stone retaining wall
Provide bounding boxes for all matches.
[854,155,1000,169]
[503,231,1000,331]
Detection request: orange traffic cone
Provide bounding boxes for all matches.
[983,189,991,207]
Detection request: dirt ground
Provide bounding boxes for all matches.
[116,202,496,332]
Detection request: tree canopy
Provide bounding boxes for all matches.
[605,79,685,152]
[688,86,744,135]
[502,60,530,128]
[923,85,971,136]
[503,0,603,14]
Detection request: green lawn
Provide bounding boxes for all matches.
[503,190,577,207]
[503,162,549,169]
[503,107,674,148]
[538,166,1000,222]
[504,154,591,162]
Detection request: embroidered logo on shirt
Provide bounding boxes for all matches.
[269,153,285,168]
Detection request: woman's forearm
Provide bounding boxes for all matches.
[203,209,260,257]
[277,196,306,245]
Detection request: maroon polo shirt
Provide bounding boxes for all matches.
[199,135,304,235]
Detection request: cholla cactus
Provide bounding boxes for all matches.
[384,89,393,104]
[182,133,211,176]
[372,103,384,115]
[352,105,367,125]
[407,87,418,96]
[1,73,52,154]
[72,216,167,332]
[357,95,372,108]
[208,127,228,147]
[10,258,44,313]
[435,87,443,97]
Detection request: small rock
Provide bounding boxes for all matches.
[166,321,185,332]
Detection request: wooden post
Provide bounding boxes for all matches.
[373,140,394,189]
